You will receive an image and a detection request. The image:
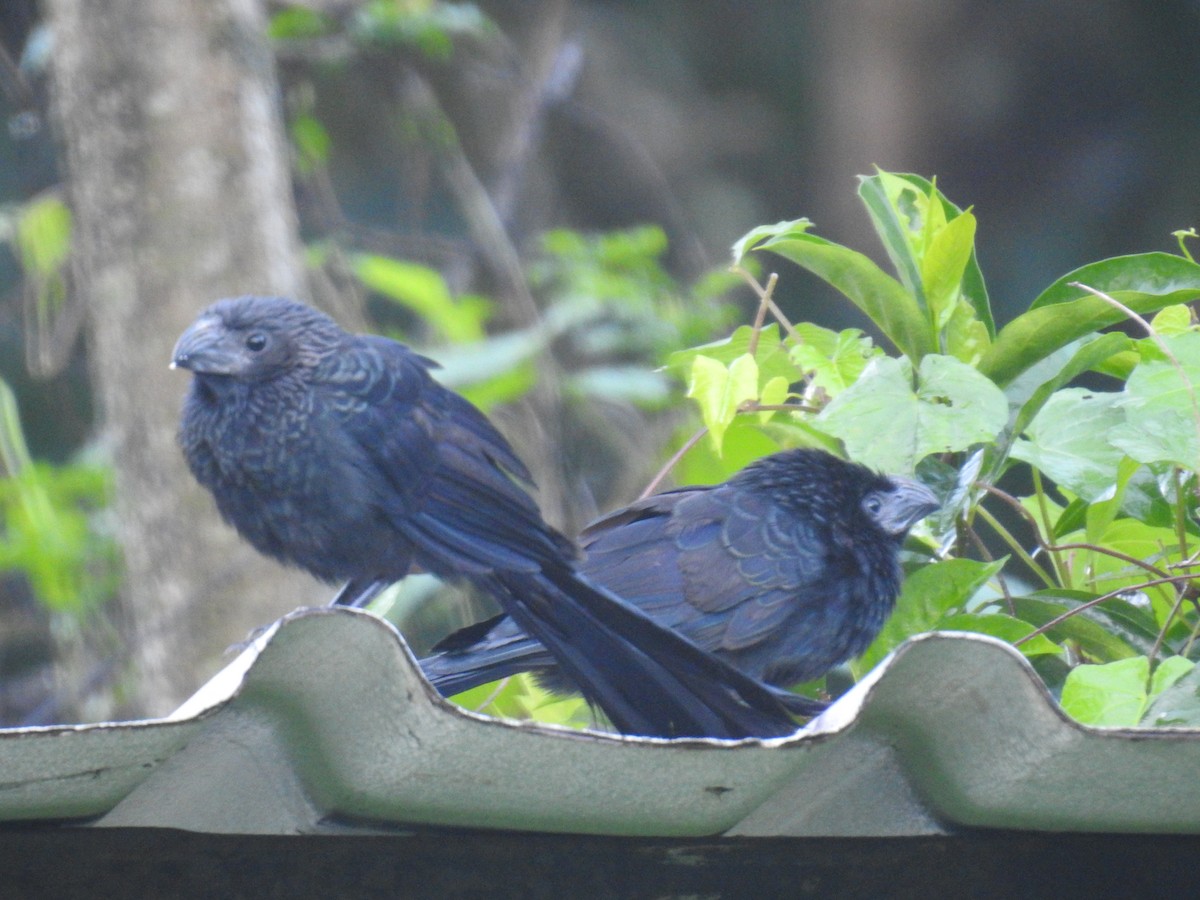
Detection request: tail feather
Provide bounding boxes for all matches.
[476,565,798,739]
[421,637,554,697]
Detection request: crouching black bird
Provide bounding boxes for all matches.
[420,448,939,715]
[172,295,800,739]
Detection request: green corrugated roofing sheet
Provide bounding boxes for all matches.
[1,608,1197,837]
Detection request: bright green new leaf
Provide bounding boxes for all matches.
[1149,304,1195,336]
[687,353,760,452]
[923,211,977,330]
[857,171,994,336]
[665,324,798,386]
[1060,656,1150,726]
[943,298,991,365]
[757,376,790,422]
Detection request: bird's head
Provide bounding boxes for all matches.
[862,476,940,537]
[171,296,343,382]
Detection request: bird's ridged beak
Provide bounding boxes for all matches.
[171,315,237,374]
[880,478,941,535]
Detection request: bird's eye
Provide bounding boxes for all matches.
[245,333,267,352]
[862,494,884,517]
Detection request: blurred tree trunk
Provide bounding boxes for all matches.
[46,0,324,718]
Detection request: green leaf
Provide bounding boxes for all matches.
[1142,660,1200,727]
[291,114,330,174]
[923,211,977,330]
[857,171,993,336]
[730,218,813,265]
[1150,656,1194,698]
[935,612,1061,656]
[675,419,784,486]
[1009,388,1126,501]
[16,195,71,277]
[817,354,1007,473]
[1149,304,1196,336]
[686,353,760,452]
[353,254,489,343]
[665,324,798,386]
[854,558,1004,675]
[943,298,991,365]
[1004,333,1133,448]
[789,324,881,398]
[978,252,1200,386]
[1010,593,1153,660]
[1111,330,1200,470]
[754,231,933,362]
[1061,657,1150,726]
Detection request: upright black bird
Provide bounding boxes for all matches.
[421,449,939,714]
[172,295,799,739]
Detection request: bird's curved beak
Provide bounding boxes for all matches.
[171,315,238,374]
[879,478,941,535]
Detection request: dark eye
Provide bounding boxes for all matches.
[862,494,884,517]
[245,332,267,352]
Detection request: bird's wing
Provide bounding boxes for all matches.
[583,485,830,654]
[322,335,566,577]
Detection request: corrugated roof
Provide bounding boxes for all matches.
[1,607,1197,837]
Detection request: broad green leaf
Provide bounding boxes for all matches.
[935,613,1061,656]
[1004,333,1133,447]
[1111,331,1200,470]
[1142,660,1200,727]
[1009,388,1125,501]
[1150,655,1195,698]
[1150,304,1195,336]
[754,231,933,361]
[687,353,760,451]
[817,355,1007,473]
[1061,657,1149,726]
[979,253,1200,386]
[854,558,1004,675]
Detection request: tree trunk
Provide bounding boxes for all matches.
[46,0,324,718]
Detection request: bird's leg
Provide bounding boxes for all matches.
[329,577,390,608]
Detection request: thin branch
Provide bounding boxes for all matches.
[639,426,707,500]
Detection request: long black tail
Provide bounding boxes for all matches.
[421,631,554,698]
[474,564,798,739]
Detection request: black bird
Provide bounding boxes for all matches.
[172,295,799,739]
[421,449,939,714]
